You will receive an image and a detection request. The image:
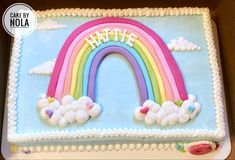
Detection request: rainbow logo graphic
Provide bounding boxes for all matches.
[47,17,188,105]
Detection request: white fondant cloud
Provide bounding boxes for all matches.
[29,60,55,76]
[38,95,102,127]
[167,37,201,51]
[134,94,201,126]
[37,19,67,30]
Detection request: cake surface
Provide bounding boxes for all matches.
[7,7,225,154]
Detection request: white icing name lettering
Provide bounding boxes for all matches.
[120,29,127,43]
[95,31,106,43]
[103,28,111,42]
[85,35,99,49]
[126,33,138,47]
[85,28,138,49]
[113,28,121,42]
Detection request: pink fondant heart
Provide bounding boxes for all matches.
[86,102,94,110]
[140,107,149,114]
[188,144,212,155]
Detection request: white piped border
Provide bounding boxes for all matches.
[35,7,205,18]
[11,143,179,153]
[7,7,225,143]
[7,37,22,136]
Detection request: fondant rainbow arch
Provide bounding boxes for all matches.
[47,17,188,104]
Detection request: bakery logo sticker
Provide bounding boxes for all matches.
[2,3,37,37]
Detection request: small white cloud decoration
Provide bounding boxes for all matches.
[167,37,201,51]
[29,60,55,76]
[37,19,67,30]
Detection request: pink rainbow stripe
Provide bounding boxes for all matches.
[47,17,188,101]
[57,23,175,100]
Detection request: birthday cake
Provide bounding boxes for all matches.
[7,8,225,155]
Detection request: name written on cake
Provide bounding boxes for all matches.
[85,28,138,49]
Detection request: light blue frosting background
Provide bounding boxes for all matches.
[16,15,216,134]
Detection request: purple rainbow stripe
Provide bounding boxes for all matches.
[88,46,148,103]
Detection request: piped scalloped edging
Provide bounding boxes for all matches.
[134,95,201,126]
[202,8,225,140]
[38,95,102,127]
[11,141,219,155]
[36,7,206,18]
[7,38,23,138]
[7,128,221,143]
[11,143,179,153]
[7,7,226,144]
